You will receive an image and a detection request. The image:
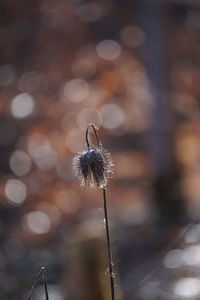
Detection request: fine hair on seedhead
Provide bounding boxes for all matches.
[73,124,113,189]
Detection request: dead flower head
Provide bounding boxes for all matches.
[73,125,113,188]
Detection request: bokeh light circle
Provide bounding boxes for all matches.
[100,103,125,129]
[11,93,35,119]
[25,211,51,234]
[96,40,121,60]
[63,79,89,103]
[76,107,102,130]
[163,249,183,269]
[9,150,31,176]
[5,179,27,206]
[174,277,200,298]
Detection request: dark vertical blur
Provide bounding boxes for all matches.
[135,0,186,227]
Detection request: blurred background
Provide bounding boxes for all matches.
[0,0,200,299]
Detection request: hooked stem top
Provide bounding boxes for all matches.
[86,124,100,150]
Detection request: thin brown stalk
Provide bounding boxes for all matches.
[27,267,49,300]
[42,267,49,300]
[103,187,115,300]
[73,124,116,300]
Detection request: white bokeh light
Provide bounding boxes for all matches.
[32,144,57,171]
[27,134,48,156]
[185,225,200,243]
[101,103,125,129]
[27,134,57,171]
[9,150,31,176]
[174,277,200,298]
[163,249,183,269]
[182,245,200,266]
[5,179,27,206]
[76,108,102,130]
[25,211,51,234]
[62,79,89,103]
[11,93,35,119]
[96,40,121,60]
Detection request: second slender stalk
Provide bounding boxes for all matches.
[42,267,49,300]
[27,267,49,300]
[103,188,115,300]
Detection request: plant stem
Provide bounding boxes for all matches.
[103,187,115,300]
[27,267,43,300]
[42,267,49,300]
[27,267,49,300]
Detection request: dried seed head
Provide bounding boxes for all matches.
[73,146,113,188]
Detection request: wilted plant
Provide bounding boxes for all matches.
[73,124,115,300]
